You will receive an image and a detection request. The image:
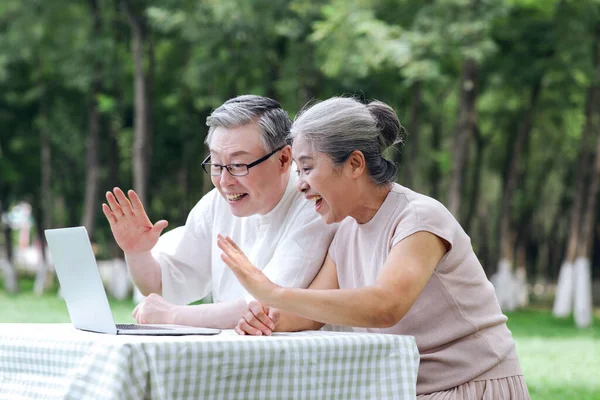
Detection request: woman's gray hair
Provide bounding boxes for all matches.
[290,97,404,185]
[206,95,292,151]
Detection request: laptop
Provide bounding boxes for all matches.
[45,226,220,336]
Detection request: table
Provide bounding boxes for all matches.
[0,324,419,400]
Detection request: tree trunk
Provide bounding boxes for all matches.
[499,82,541,263]
[477,207,492,276]
[429,117,442,200]
[403,81,422,190]
[515,241,529,308]
[81,0,103,239]
[554,25,600,321]
[0,199,19,293]
[124,1,150,206]
[572,42,600,327]
[448,59,478,218]
[536,240,550,287]
[494,81,541,311]
[464,124,485,234]
[34,95,52,296]
[108,3,125,259]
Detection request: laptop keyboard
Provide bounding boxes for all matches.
[116,324,172,331]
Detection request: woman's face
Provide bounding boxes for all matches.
[292,135,353,224]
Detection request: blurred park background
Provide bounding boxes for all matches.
[1,0,600,398]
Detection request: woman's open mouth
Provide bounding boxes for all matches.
[310,195,323,211]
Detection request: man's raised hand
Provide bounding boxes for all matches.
[102,187,168,254]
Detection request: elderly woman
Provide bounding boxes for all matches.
[217,97,529,399]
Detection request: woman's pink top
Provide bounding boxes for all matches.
[329,183,522,395]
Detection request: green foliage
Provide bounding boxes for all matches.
[1,0,599,280]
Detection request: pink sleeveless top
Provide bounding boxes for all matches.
[329,184,522,395]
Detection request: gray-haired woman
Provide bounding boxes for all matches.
[217,97,529,399]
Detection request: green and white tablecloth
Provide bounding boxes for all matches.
[0,323,419,400]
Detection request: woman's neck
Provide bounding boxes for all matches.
[350,181,393,224]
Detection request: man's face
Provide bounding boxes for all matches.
[209,123,287,217]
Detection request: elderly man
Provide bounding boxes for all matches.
[102,95,336,331]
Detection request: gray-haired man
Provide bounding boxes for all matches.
[102,95,337,331]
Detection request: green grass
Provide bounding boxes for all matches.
[506,309,600,400]
[0,276,136,323]
[1,278,598,399]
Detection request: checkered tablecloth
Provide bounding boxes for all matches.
[0,323,419,400]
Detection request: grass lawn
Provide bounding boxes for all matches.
[506,309,600,400]
[0,277,136,324]
[1,278,599,399]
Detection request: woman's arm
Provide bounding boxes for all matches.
[235,254,340,335]
[218,231,448,328]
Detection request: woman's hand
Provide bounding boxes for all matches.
[234,301,280,336]
[217,234,280,303]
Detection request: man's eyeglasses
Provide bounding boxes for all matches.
[201,146,285,177]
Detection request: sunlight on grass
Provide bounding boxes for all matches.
[507,309,600,400]
[515,337,600,399]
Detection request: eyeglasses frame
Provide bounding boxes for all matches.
[201,145,286,177]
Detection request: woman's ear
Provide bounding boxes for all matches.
[347,150,366,178]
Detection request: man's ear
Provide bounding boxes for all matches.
[278,145,293,171]
[347,150,366,178]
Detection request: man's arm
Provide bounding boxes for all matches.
[102,187,168,296]
[133,294,250,328]
[172,299,248,328]
[125,251,162,296]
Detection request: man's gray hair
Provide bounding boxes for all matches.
[206,95,292,152]
[290,97,404,186]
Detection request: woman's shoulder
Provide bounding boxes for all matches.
[390,184,455,223]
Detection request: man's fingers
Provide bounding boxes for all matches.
[102,203,117,225]
[113,187,134,215]
[105,191,124,216]
[128,189,145,213]
[132,303,141,319]
[249,302,275,330]
[153,220,169,234]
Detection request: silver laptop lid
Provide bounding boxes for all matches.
[45,226,221,336]
[45,227,117,334]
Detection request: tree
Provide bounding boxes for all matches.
[123,0,153,206]
[81,0,105,239]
